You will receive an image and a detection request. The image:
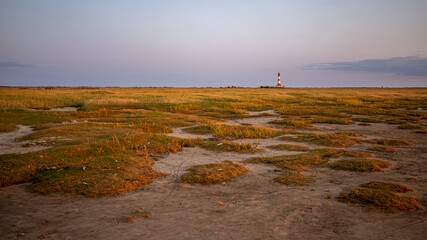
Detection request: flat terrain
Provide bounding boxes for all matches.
[0,88,426,239]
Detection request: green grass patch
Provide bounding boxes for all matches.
[337,182,421,213]
[267,143,310,151]
[180,161,248,184]
[329,158,391,172]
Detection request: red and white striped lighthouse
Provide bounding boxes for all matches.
[276,72,283,87]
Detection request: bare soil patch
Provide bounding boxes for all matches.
[0,125,50,154]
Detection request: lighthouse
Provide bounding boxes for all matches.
[276,72,283,87]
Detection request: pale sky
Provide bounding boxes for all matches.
[1,0,427,87]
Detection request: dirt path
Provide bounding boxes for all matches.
[0,112,426,239]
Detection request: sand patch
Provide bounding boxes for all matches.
[0,125,49,154]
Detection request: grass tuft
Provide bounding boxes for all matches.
[280,132,361,147]
[274,172,315,186]
[267,143,309,151]
[180,161,248,184]
[398,124,426,130]
[337,182,421,213]
[368,146,397,153]
[182,125,213,135]
[0,125,18,132]
[363,138,413,146]
[329,158,391,172]
[360,182,411,193]
[200,141,262,154]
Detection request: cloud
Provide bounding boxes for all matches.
[303,56,427,76]
[0,61,36,68]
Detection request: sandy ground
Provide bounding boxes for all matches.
[0,125,49,154]
[0,113,426,239]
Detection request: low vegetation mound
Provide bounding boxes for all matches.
[363,138,413,146]
[280,132,361,147]
[368,146,397,153]
[183,124,285,139]
[0,125,18,133]
[398,124,427,130]
[337,182,421,213]
[329,158,391,172]
[274,172,315,186]
[1,134,202,197]
[180,161,248,184]
[201,141,262,154]
[245,148,371,171]
[360,182,411,193]
[271,116,353,129]
[267,143,309,151]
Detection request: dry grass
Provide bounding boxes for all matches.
[328,158,391,172]
[368,146,397,153]
[337,182,421,213]
[363,138,413,146]
[180,161,248,184]
[267,143,310,151]
[274,172,315,186]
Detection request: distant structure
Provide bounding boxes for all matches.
[276,72,283,87]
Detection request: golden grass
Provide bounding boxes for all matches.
[337,182,421,213]
[180,161,248,184]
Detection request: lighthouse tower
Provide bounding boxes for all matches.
[276,72,283,87]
